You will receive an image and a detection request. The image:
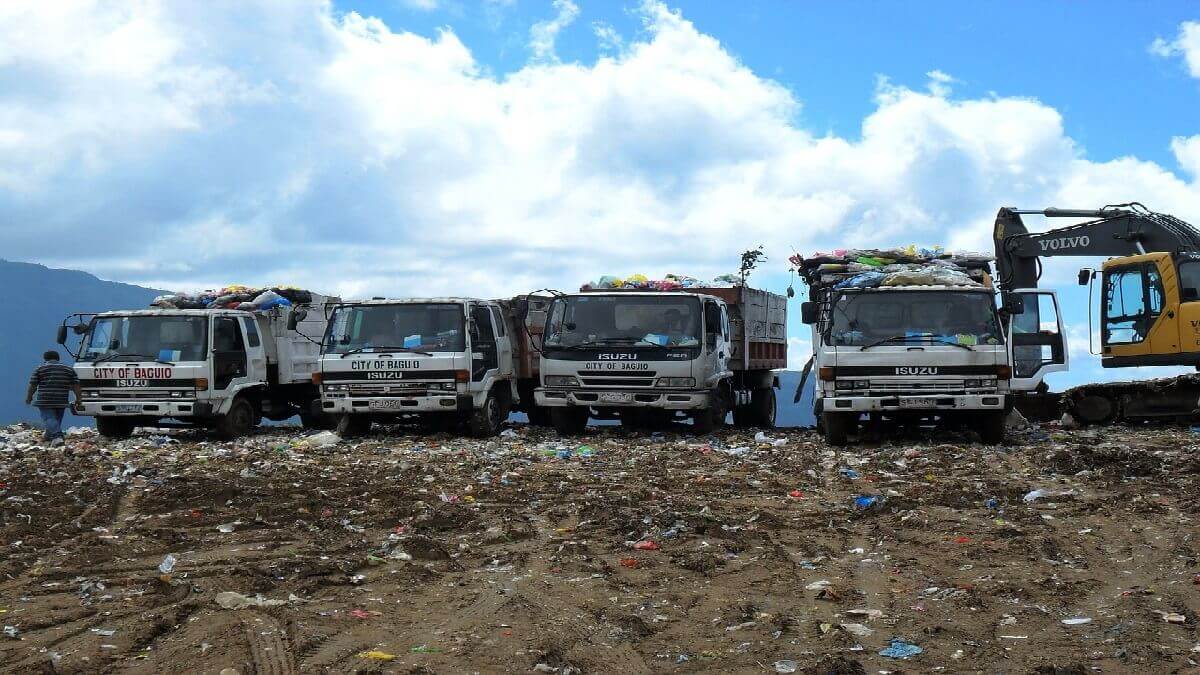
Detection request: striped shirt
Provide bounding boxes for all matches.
[28,361,79,409]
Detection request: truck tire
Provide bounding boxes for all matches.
[468,392,504,437]
[299,411,334,430]
[752,388,777,427]
[551,407,589,435]
[692,398,727,435]
[96,416,136,439]
[822,411,856,446]
[526,405,552,427]
[216,397,256,440]
[335,414,371,438]
[978,411,1006,445]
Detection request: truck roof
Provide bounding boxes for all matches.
[837,285,994,293]
[572,289,718,300]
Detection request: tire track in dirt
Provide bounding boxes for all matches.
[243,611,297,675]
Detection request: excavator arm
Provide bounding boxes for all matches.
[994,203,1200,292]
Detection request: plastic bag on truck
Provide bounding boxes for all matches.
[597,275,622,289]
[882,267,977,287]
[833,271,886,289]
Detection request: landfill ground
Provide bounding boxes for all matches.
[1,420,1199,675]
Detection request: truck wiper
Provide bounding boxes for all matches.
[92,352,176,365]
[558,337,665,350]
[340,346,434,357]
[859,334,973,351]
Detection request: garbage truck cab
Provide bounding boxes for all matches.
[802,283,1026,445]
[63,298,334,439]
[534,287,787,434]
[316,298,538,437]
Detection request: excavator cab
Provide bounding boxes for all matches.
[1093,252,1200,367]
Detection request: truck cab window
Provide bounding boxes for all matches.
[241,317,261,348]
[489,305,506,337]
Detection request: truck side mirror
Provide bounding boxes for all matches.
[1077,268,1093,286]
[56,325,68,345]
[286,309,307,331]
[800,302,818,325]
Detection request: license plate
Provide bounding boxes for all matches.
[599,392,633,403]
[115,404,141,413]
[368,399,406,410]
[898,397,936,409]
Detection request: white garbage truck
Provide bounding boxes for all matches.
[795,252,1066,445]
[60,292,338,439]
[314,297,544,437]
[533,284,787,434]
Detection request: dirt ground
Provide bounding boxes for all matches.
[1,418,1198,674]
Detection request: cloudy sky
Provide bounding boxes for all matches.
[3,1,1200,387]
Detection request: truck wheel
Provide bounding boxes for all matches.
[216,397,256,440]
[526,405,552,427]
[299,411,334,430]
[96,417,136,439]
[469,392,504,437]
[822,411,856,446]
[335,414,371,438]
[692,399,727,435]
[752,388,777,427]
[550,407,589,435]
[978,411,1006,445]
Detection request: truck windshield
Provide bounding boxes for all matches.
[82,316,209,362]
[325,303,466,353]
[828,291,1002,347]
[544,295,701,347]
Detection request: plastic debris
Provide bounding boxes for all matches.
[878,639,923,659]
[773,660,798,673]
[214,592,286,610]
[853,495,879,509]
[1061,617,1092,625]
[357,650,396,661]
[157,554,177,574]
[632,540,660,551]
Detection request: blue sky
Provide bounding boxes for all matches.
[3,1,1200,389]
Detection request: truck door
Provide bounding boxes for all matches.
[470,304,499,384]
[1007,289,1068,391]
[240,317,267,381]
[489,305,515,377]
[212,316,249,391]
[704,300,729,373]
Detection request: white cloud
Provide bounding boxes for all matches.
[529,0,579,63]
[593,21,624,53]
[1,0,1199,345]
[400,0,440,10]
[1151,21,1200,77]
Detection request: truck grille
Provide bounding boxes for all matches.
[577,371,657,388]
[348,382,447,395]
[87,389,193,400]
[866,380,967,392]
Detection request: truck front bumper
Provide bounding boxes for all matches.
[321,395,472,414]
[535,388,711,410]
[824,393,1005,413]
[76,400,214,418]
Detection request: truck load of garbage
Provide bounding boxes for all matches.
[150,285,316,312]
[580,273,742,291]
[789,245,993,291]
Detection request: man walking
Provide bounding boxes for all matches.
[25,350,80,446]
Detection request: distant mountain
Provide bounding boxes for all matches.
[0,259,165,426]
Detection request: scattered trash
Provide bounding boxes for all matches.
[878,639,923,659]
[1157,611,1188,624]
[214,591,286,610]
[632,540,660,551]
[852,495,878,509]
[1061,617,1092,625]
[410,645,441,653]
[3,625,17,639]
[773,660,798,673]
[839,467,861,480]
[805,580,831,591]
[840,622,873,636]
[299,431,342,448]
[158,554,177,574]
[357,650,396,661]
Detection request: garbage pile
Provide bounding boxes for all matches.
[150,285,315,311]
[790,245,993,291]
[3,420,1198,673]
[581,273,741,291]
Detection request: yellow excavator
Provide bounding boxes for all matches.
[994,202,1200,423]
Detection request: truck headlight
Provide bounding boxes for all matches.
[324,384,349,392]
[545,375,578,387]
[84,390,101,398]
[656,377,695,388]
[853,380,870,390]
[434,382,456,391]
[964,379,982,388]
[837,379,869,390]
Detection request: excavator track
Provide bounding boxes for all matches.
[1061,374,1200,425]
